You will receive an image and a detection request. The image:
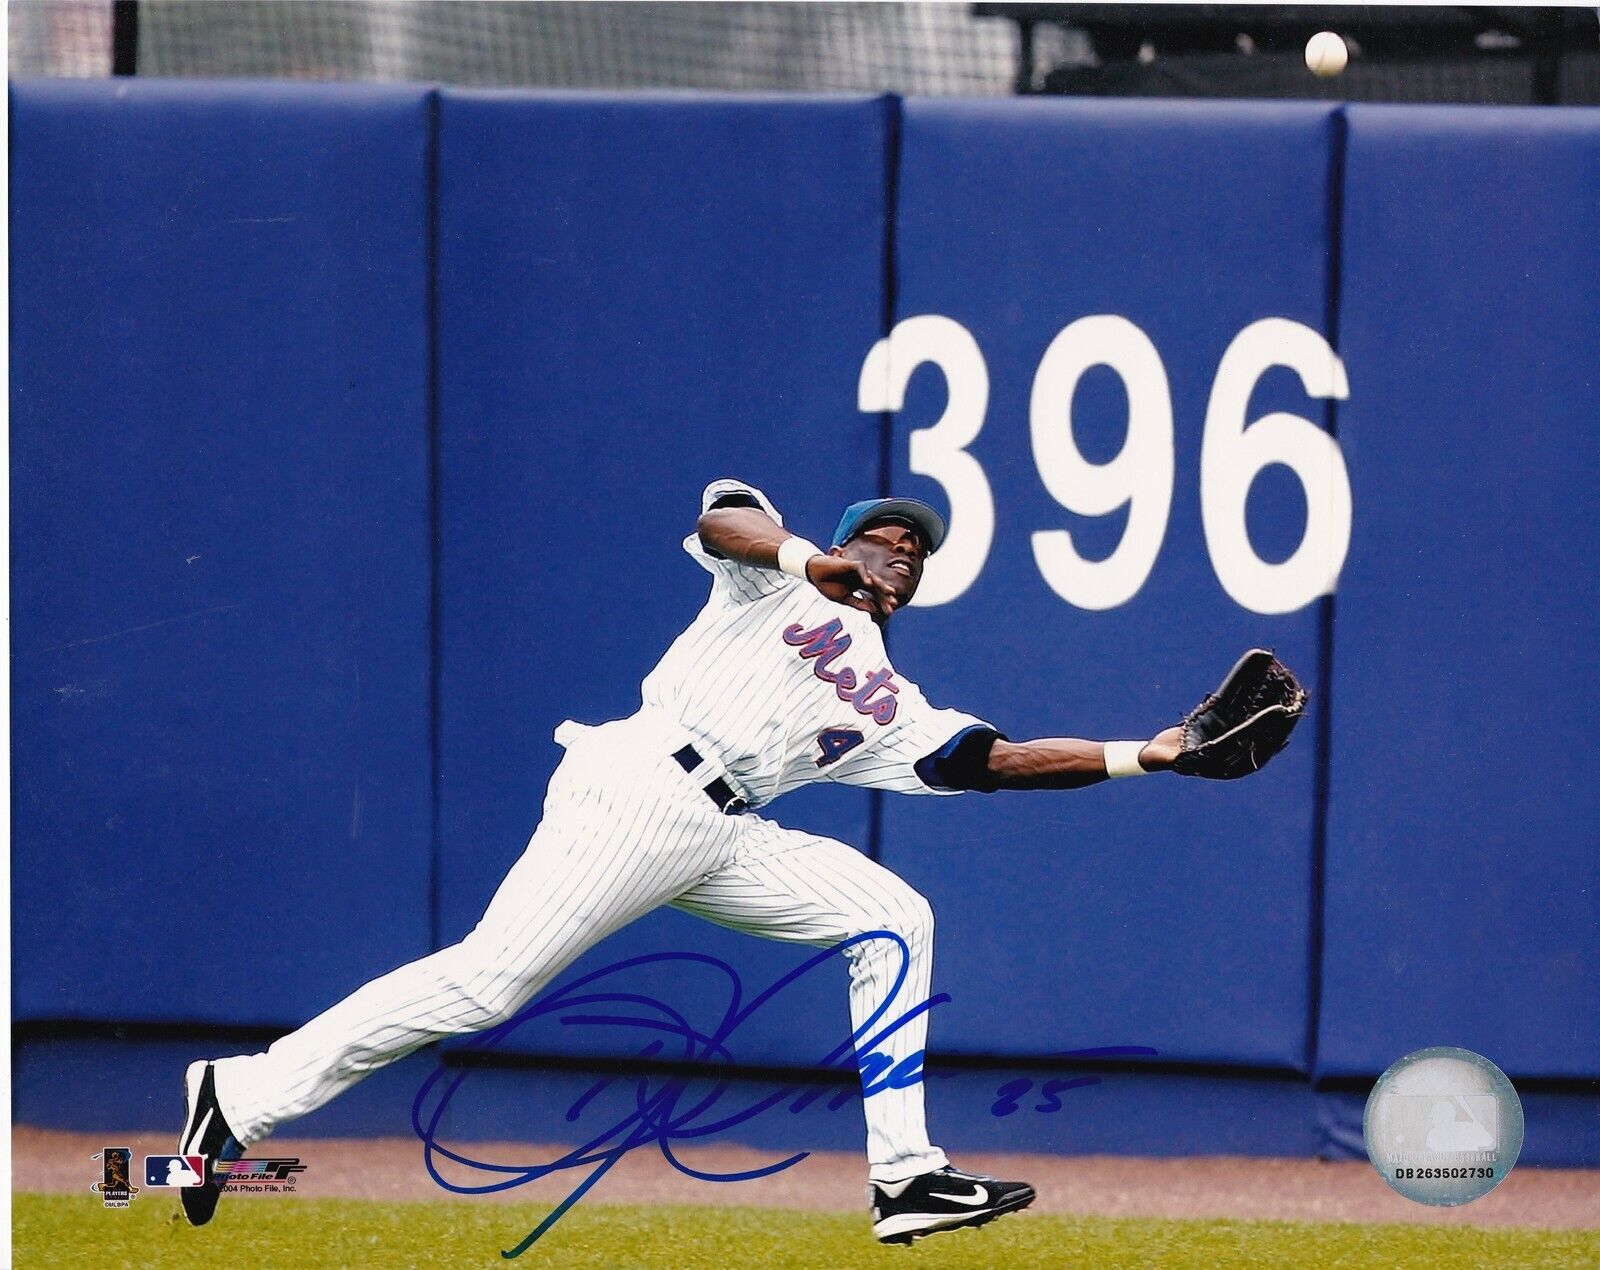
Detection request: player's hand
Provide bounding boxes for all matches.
[1136,725,1184,772]
[805,555,896,618]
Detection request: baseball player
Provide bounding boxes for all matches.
[178,477,1299,1244]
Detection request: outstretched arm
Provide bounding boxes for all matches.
[697,506,895,617]
[985,726,1184,790]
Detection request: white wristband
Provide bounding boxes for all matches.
[777,536,823,580]
[1103,740,1150,779]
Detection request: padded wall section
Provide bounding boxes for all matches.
[11,81,435,1023]
[1318,106,1600,1080]
[879,100,1340,1068]
[435,93,888,1062]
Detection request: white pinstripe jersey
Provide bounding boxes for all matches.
[636,479,990,810]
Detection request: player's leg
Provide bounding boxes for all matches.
[670,821,945,1180]
[206,732,741,1148]
[670,821,1035,1245]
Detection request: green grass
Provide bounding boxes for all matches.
[15,1193,1600,1269]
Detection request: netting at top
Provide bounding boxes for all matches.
[10,0,113,76]
[11,1,1024,95]
[11,1,1593,105]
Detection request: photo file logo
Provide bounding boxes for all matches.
[214,1158,308,1183]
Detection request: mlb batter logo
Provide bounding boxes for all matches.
[145,1154,206,1188]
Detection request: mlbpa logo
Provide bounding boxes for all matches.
[90,1147,140,1208]
[145,1154,206,1188]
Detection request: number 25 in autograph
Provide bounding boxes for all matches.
[859,314,1353,616]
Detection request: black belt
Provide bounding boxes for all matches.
[673,744,748,815]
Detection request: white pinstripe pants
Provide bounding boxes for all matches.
[212,716,948,1181]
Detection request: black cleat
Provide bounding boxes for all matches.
[177,1061,245,1226]
[871,1163,1037,1245]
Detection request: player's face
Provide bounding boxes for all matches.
[840,521,927,613]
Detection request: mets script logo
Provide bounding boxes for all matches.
[781,618,899,724]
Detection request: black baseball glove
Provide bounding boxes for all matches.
[1171,649,1307,780]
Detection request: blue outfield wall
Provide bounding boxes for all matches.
[433,91,890,1065]
[10,80,436,1026]
[1318,106,1600,1082]
[10,82,1598,1162]
[877,99,1336,1072]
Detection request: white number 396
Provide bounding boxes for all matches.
[857,314,1351,616]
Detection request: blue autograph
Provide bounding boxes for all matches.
[410,934,1154,1258]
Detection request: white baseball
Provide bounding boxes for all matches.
[1305,31,1348,77]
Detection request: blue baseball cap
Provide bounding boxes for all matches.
[831,497,947,554]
